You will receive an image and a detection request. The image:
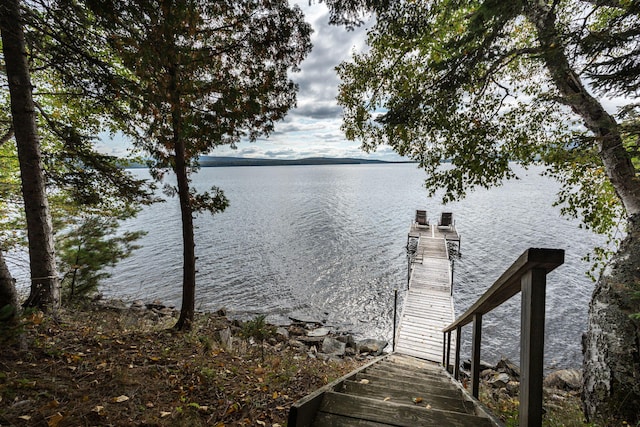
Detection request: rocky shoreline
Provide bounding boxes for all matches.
[97,298,389,363]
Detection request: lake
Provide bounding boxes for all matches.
[101,163,605,370]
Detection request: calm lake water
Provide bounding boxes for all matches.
[100,163,605,370]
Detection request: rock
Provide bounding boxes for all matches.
[288,326,306,336]
[480,368,494,378]
[462,359,494,372]
[335,334,356,347]
[131,300,144,309]
[146,300,165,310]
[298,336,325,345]
[217,327,232,349]
[321,337,346,356]
[487,372,511,388]
[276,327,289,340]
[543,369,582,391]
[356,339,388,356]
[496,357,520,379]
[307,327,330,337]
[506,380,520,396]
[216,308,227,317]
[288,339,305,349]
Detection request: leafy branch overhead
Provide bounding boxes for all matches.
[336,0,640,230]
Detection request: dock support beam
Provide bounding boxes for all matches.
[519,268,547,427]
[471,313,482,398]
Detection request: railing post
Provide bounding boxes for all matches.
[393,289,398,351]
[471,313,482,398]
[454,325,461,380]
[445,331,452,373]
[520,268,547,427]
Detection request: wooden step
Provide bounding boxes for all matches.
[363,367,458,390]
[353,372,462,400]
[338,380,476,414]
[315,392,493,427]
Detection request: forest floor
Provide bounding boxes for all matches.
[0,301,590,427]
[0,302,365,426]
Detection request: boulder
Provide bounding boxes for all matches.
[335,334,356,347]
[307,327,330,337]
[321,337,346,356]
[487,372,511,388]
[275,327,289,340]
[356,339,388,356]
[496,357,520,379]
[543,369,582,391]
[462,359,494,372]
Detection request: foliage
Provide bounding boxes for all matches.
[335,0,639,264]
[241,315,277,342]
[65,0,313,329]
[57,212,145,303]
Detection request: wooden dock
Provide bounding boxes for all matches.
[287,214,501,426]
[396,222,459,362]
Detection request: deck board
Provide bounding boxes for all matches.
[397,224,458,363]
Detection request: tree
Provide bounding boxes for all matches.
[57,212,145,303]
[1,0,60,312]
[87,0,312,330]
[331,0,640,423]
[0,0,155,315]
[0,129,20,322]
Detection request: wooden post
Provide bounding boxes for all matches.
[471,313,482,398]
[445,331,452,373]
[442,332,447,367]
[393,289,398,351]
[519,268,547,427]
[454,325,461,380]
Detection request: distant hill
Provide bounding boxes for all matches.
[196,156,405,167]
[123,156,410,168]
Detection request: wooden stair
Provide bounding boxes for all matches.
[288,354,498,427]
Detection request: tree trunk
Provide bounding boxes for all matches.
[166,56,196,331]
[0,0,60,312]
[583,216,640,424]
[525,1,640,422]
[173,135,196,331]
[0,250,19,322]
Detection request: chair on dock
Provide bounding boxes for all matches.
[438,212,454,230]
[415,210,428,227]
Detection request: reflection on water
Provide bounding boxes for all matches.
[102,163,604,369]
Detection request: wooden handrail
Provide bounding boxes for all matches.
[442,247,564,427]
[443,248,564,333]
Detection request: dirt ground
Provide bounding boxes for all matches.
[0,303,365,426]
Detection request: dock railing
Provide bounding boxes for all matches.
[442,248,564,427]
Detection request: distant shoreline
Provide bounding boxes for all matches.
[122,156,416,168]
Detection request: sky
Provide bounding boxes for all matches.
[97,2,404,161]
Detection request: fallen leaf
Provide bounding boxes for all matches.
[47,412,64,427]
[92,405,105,414]
[146,402,154,408]
[359,379,369,384]
[256,421,266,426]
[254,367,265,375]
[276,406,285,410]
[272,391,279,399]
[425,404,432,409]
[273,424,282,427]
[412,397,423,404]
[160,411,172,418]
[18,415,31,421]
[383,397,391,401]
[114,395,129,403]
